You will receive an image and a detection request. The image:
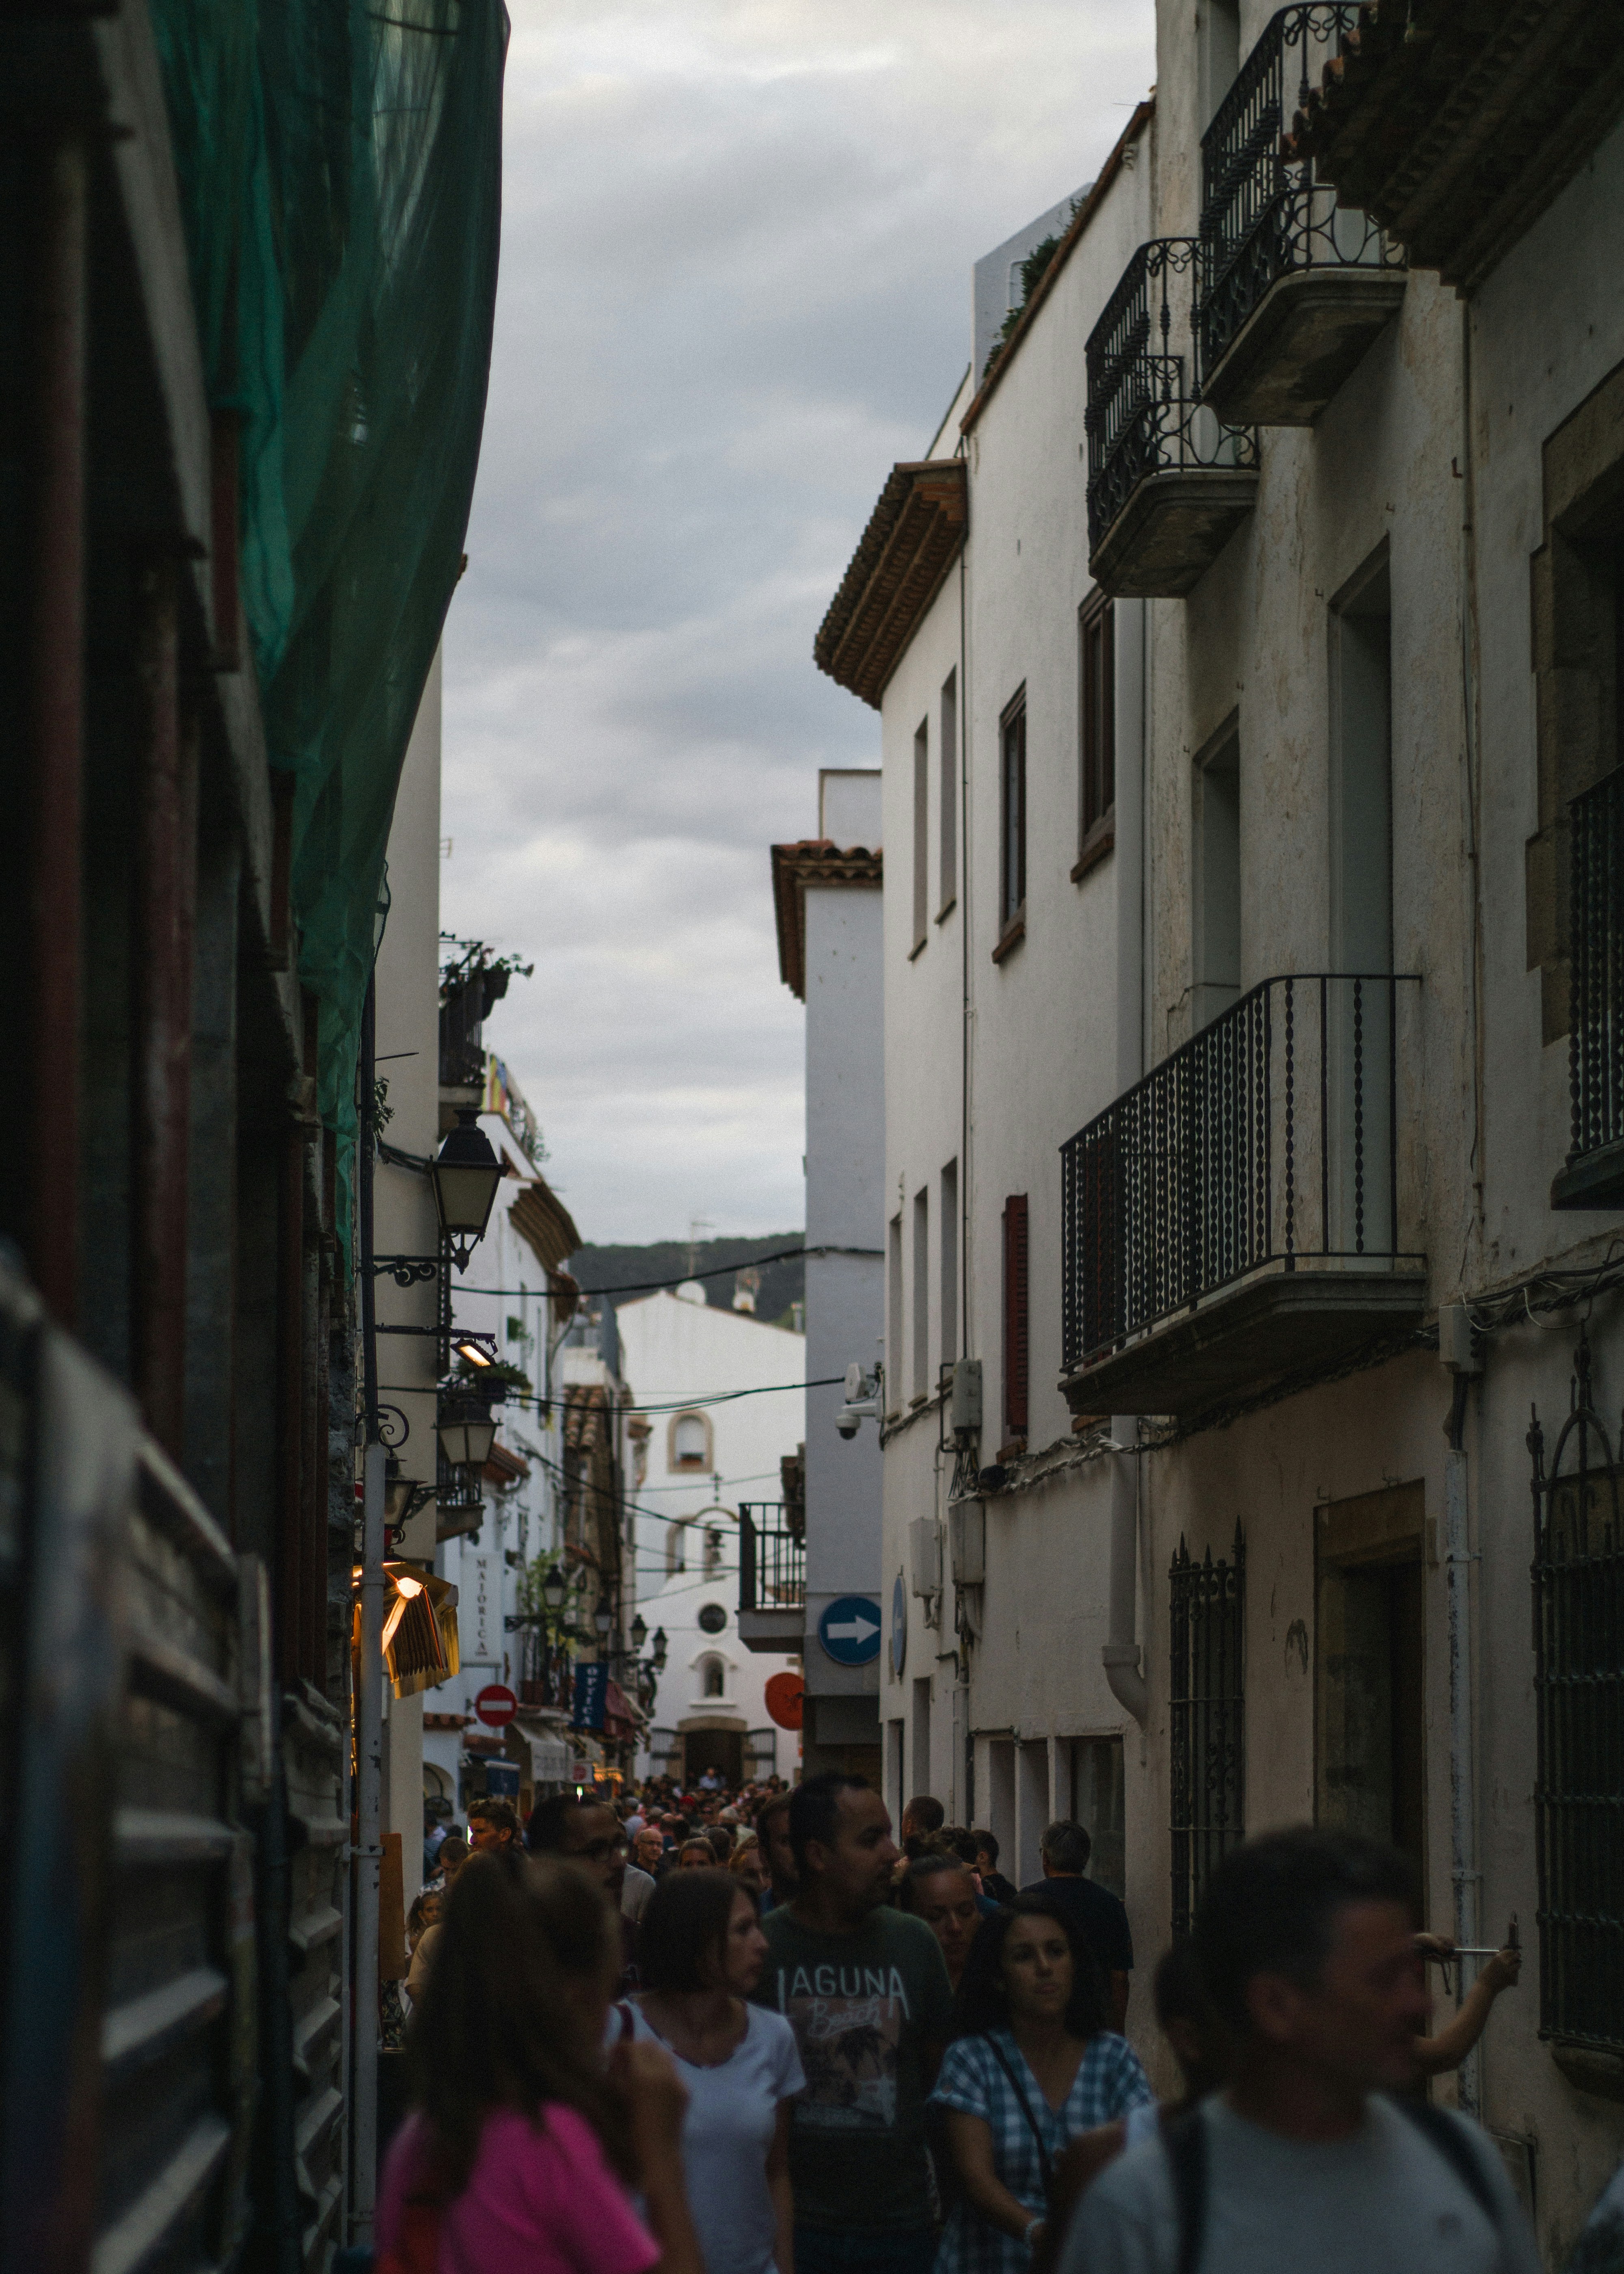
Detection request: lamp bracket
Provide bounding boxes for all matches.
[373,1254,441,1287]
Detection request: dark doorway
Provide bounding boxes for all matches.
[1315,1484,1426,1874]
[683,1727,743,1787]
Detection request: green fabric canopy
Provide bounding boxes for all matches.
[152,0,507,1259]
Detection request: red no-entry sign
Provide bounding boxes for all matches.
[474,1684,518,1728]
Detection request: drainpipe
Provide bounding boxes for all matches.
[1442,1329,1480,2115]
[352,981,385,2240]
[1104,600,1149,1726]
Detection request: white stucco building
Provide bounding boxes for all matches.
[765,771,886,1779]
[619,1285,805,1785]
[815,7,1624,2255]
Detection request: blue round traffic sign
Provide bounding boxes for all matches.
[818,1594,882,1667]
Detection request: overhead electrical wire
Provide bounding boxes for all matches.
[453,1240,881,1301]
[383,1377,842,1416]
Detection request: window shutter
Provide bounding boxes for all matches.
[1003,1194,1029,1437]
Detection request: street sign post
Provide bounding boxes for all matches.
[817,1595,881,1667]
[474,1683,518,1728]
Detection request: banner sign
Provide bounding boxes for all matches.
[572,1662,608,1731]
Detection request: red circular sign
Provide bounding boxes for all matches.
[764,1672,804,1731]
[474,1684,518,1728]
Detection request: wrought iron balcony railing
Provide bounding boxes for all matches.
[1198,6,1402,392]
[1565,765,1624,1178]
[1061,973,1421,1376]
[1084,238,1258,558]
[739,1503,806,1616]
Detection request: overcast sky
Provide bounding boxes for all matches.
[439,0,1155,1244]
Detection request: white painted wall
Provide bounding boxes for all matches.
[801,775,886,1736]
[616,1288,805,1781]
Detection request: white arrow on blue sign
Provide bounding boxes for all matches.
[818,1595,882,1667]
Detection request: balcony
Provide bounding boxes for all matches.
[1060,974,1425,1418]
[737,1502,806,1655]
[1290,0,1624,296]
[1084,240,1259,597]
[1553,767,1624,1210]
[1199,6,1405,426]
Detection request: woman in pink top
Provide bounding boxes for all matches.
[378,1848,702,2274]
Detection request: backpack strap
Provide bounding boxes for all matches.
[980,2032,1056,2201]
[1161,2105,1207,2274]
[1394,2099,1500,2230]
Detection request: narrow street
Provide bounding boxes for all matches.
[0,4,1621,2272]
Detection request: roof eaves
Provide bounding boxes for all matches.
[770,840,884,1000]
[961,95,1155,437]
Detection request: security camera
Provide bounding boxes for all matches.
[834,1358,883,1439]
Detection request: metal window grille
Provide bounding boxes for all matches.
[1083,238,1259,554]
[1170,1523,1246,1939]
[738,1504,806,1613]
[1060,973,1422,1374]
[1529,1331,1624,2051]
[1197,5,1401,381]
[1567,765,1624,1166]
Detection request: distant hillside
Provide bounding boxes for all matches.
[565,1236,805,1332]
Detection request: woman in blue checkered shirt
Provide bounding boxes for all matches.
[929,1894,1154,2274]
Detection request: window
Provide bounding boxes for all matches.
[699,1654,726,1699]
[1193,723,1241,1032]
[668,1409,712,1471]
[999,695,1027,942]
[939,671,958,915]
[912,719,929,954]
[666,1521,688,1576]
[1077,591,1114,873]
[1170,1524,1245,1939]
[911,1187,929,1402]
[1002,1195,1028,1442]
[887,1212,903,1416]
[704,1524,722,1578]
[1530,1342,1624,2052]
[939,1159,959,1371]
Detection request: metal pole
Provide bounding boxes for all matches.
[352,978,384,2241]
[1445,1424,1480,2116]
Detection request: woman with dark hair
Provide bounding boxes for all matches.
[929,1893,1152,2274]
[897,1851,983,1992]
[378,1848,703,2274]
[630,1865,804,2274]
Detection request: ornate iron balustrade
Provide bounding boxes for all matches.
[1198,5,1401,382]
[1170,1524,1245,1940]
[739,1502,806,1615]
[1060,973,1421,1375]
[1567,765,1624,1167]
[1529,1331,1624,2055]
[1084,238,1258,553]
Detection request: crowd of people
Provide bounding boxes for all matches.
[373,1771,1570,2274]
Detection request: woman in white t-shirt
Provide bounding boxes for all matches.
[626,1866,805,2274]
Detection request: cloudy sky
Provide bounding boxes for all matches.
[439,0,1155,1244]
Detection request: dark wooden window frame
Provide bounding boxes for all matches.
[1002,1193,1029,1444]
[1075,590,1115,882]
[998,689,1027,957]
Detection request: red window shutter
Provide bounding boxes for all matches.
[1003,1195,1029,1438]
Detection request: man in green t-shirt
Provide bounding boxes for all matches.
[752,1772,954,2274]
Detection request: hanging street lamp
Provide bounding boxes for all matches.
[428,1108,503,1269]
[630,1612,648,1652]
[541,1566,568,1616]
[651,1626,668,1670]
[436,1391,498,1472]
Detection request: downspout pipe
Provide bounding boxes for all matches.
[1443,1358,1480,2115]
[352,981,385,2239]
[1105,599,1149,1727]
